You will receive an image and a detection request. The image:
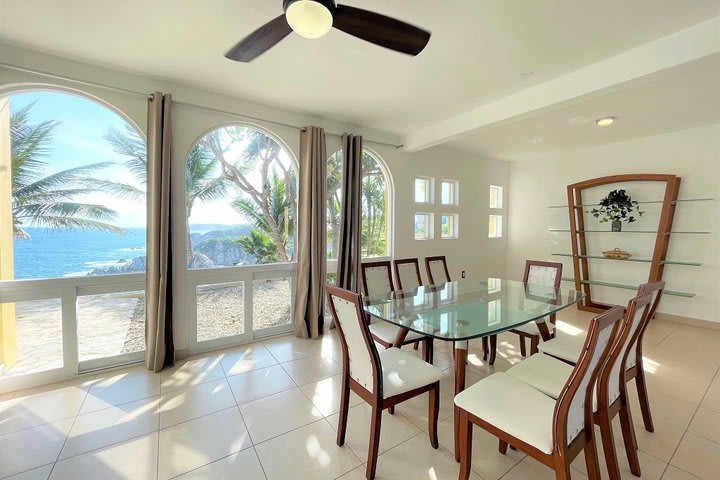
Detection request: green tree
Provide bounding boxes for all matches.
[326,151,343,259]
[10,104,122,239]
[236,230,278,264]
[200,127,296,263]
[104,125,227,264]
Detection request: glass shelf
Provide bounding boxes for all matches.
[549,229,711,235]
[561,277,695,298]
[547,198,715,209]
[552,253,702,266]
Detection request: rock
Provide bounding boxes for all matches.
[88,256,146,276]
[193,238,249,267]
[188,253,214,269]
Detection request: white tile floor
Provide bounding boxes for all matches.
[1,309,719,480]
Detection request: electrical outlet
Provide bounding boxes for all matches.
[461,270,466,278]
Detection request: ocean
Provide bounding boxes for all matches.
[11,224,238,280]
[12,227,148,279]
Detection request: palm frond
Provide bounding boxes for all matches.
[104,125,147,182]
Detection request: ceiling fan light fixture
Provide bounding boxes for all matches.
[285,0,334,39]
[595,116,615,127]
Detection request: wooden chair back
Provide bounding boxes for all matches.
[361,261,395,297]
[523,260,563,288]
[393,258,423,290]
[630,281,665,364]
[597,293,654,407]
[425,256,451,285]
[553,306,623,449]
[326,285,382,396]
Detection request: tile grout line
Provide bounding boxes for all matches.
[657,363,720,479]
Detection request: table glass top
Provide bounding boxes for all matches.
[363,278,584,341]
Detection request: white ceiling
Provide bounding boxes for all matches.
[448,54,720,161]
[0,0,718,138]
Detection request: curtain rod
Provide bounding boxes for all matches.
[0,61,404,149]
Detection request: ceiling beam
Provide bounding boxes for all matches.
[402,17,720,152]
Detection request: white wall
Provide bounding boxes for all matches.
[505,124,720,322]
[0,43,508,353]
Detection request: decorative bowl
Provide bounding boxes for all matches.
[603,248,631,260]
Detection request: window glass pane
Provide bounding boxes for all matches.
[187,126,297,268]
[196,282,244,342]
[414,213,431,240]
[6,91,147,280]
[77,291,145,362]
[1,298,62,377]
[440,180,458,205]
[490,185,503,209]
[326,150,390,259]
[489,215,503,238]
[441,214,457,239]
[253,277,291,330]
[414,177,431,203]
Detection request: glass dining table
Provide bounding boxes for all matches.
[363,278,584,459]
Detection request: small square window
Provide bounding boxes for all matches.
[441,214,458,239]
[414,177,433,203]
[488,215,503,238]
[414,213,433,240]
[440,180,458,205]
[490,185,503,209]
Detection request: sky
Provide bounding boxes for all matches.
[9,91,298,229]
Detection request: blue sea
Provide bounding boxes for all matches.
[13,227,148,279]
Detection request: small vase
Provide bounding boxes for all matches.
[611,220,622,232]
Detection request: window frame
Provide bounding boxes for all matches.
[414,212,434,241]
[414,176,434,204]
[440,179,459,206]
[440,213,459,239]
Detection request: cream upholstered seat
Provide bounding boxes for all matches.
[454,372,556,453]
[537,333,584,363]
[379,347,443,398]
[369,322,425,344]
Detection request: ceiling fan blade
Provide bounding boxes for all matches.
[225,14,293,62]
[333,4,430,56]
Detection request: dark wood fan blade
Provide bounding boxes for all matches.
[333,4,430,56]
[225,14,293,62]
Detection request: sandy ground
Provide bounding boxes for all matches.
[0,280,291,377]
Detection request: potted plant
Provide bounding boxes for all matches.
[589,189,643,232]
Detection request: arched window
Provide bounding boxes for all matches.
[4,91,147,279]
[1,90,147,374]
[186,125,297,268]
[326,149,391,260]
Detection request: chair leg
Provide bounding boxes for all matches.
[428,383,439,448]
[388,405,395,415]
[553,457,572,480]
[458,409,473,479]
[481,337,489,361]
[635,367,654,432]
[498,439,508,454]
[413,341,419,350]
[597,410,621,480]
[489,335,497,365]
[336,376,350,446]
[519,336,527,357]
[366,403,383,480]
[619,398,642,476]
[583,434,602,480]
[422,338,433,364]
[530,335,539,355]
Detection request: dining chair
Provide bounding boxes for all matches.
[538,281,665,433]
[393,257,424,290]
[361,260,432,363]
[424,255,492,362]
[455,305,623,480]
[424,255,451,285]
[506,293,653,478]
[326,285,443,480]
[510,260,563,356]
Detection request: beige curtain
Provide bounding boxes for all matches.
[145,92,174,372]
[293,127,327,339]
[336,133,363,292]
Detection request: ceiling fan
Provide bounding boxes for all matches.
[225,0,431,62]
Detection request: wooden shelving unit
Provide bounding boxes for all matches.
[560,174,694,313]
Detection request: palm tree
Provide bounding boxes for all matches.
[10,103,122,239]
[232,174,293,262]
[104,126,227,264]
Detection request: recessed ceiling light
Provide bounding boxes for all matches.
[596,117,615,127]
